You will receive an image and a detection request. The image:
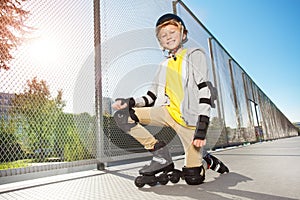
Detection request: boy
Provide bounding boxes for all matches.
[112,13,228,186]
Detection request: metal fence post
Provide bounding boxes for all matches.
[94,0,105,170]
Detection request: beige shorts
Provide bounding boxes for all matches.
[128,106,203,168]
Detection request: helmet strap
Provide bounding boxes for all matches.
[168,45,182,60]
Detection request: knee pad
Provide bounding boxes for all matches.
[182,166,205,185]
[113,109,138,132]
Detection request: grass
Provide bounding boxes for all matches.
[0,159,32,170]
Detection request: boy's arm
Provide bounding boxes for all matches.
[112,89,157,110]
[133,90,157,107]
[189,49,211,146]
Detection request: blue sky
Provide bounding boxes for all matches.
[184,0,300,122]
[5,0,298,122]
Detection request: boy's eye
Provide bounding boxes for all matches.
[161,34,167,38]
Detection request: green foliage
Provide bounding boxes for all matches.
[0,159,31,170]
[54,112,96,162]
[10,77,64,162]
[1,76,98,168]
[0,116,24,162]
[52,112,73,161]
[63,126,85,162]
[73,113,97,158]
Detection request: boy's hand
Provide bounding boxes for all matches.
[192,139,206,148]
[112,100,128,110]
[112,98,135,110]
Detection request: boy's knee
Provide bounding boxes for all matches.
[113,109,139,132]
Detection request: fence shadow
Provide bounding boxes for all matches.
[139,172,297,200]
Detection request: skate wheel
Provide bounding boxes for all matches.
[134,176,145,188]
[158,173,169,185]
[169,170,181,183]
[148,180,157,187]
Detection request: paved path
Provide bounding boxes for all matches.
[0,136,299,200]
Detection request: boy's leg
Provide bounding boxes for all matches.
[124,107,174,176]
[175,125,202,167]
[127,124,158,150]
[128,106,170,149]
[174,123,205,185]
[138,106,205,184]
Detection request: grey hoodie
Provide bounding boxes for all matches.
[134,47,211,127]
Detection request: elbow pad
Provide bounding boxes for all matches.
[194,115,210,140]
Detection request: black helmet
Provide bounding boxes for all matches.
[155,13,186,31]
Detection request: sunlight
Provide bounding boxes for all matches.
[28,37,58,66]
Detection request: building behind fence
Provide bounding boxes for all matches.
[0,0,298,182]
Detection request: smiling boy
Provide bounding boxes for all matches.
[112,13,228,186]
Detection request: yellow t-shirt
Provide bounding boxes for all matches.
[165,49,193,128]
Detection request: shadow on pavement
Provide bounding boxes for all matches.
[138,172,297,200]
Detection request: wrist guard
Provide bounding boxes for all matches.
[115,97,135,108]
[194,115,210,140]
[113,98,138,132]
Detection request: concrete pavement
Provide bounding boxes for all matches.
[0,136,299,200]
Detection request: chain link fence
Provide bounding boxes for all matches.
[0,0,298,181]
[0,0,98,177]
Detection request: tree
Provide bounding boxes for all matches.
[0,0,30,70]
[64,125,85,162]
[11,77,64,161]
[0,116,24,162]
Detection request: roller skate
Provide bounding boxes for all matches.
[134,141,182,188]
[203,153,229,174]
[182,165,205,185]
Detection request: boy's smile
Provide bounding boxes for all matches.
[158,24,183,52]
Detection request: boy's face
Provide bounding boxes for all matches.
[157,24,185,51]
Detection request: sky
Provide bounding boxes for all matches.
[2,0,299,123]
[184,0,300,123]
